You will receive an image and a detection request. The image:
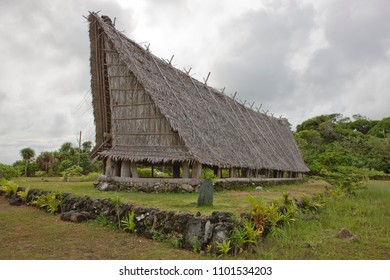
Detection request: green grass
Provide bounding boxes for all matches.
[1,179,389,259]
[0,197,201,260]
[239,180,390,259]
[13,177,327,216]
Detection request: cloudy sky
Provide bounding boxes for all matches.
[1,0,389,164]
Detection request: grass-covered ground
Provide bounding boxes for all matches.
[239,180,390,259]
[1,178,389,259]
[0,197,201,260]
[12,177,327,216]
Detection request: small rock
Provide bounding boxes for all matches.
[7,197,24,206]
[179,184,194,192]
[335,228,353,239]
[255,186,263,191]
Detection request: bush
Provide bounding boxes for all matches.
[0,163,21,179]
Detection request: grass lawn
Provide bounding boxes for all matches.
[2,178,389,259]
[239,180,390,259]
[12,177,328,216]
[0,197,201,260]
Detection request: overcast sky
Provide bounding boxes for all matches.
[1,0,389,164]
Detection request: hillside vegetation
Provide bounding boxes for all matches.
[294,114,390,179]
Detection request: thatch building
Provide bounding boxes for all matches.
[88,13,309,182]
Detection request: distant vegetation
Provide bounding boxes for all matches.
[294,114,390,181]
[0,141,101,179]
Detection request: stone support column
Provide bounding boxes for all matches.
[130,162,138,178]
[121,160,130,177]
[192,162,202,179]
[182,162,190,178]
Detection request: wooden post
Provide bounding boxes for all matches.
[182,162,190,178]
[130,162,138,178]
[192,162,202,179]
[121,160,130,177]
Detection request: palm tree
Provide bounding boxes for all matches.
[20,147,35,177]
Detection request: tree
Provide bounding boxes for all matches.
[20,147,36,177]
[36,151,55,173]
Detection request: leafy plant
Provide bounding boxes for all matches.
[111,196,123,228]
[32,191,63,214]
[216,239,231,255]
[242,218,263,243]
[192,236,201,253]
[121,211,136,233]
[17,187,30,201]
[0,179,20,197]
[229,227,247,255]
[267,202,283,228]
[300,194,324,211]
[200,168,217,183]
[246,196,269,230]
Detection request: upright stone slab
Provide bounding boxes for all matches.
[197,179,214,206]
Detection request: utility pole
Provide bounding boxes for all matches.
[77,131,82,166]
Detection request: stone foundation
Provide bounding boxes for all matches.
[95,176,304,193]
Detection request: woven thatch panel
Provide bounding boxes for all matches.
[88,13,309,172]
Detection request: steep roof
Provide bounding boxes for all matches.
[88,13,309,173]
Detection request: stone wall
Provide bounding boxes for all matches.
[19,189,234,252]
[95,176,304,193]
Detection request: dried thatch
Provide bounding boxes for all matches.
[88,13,309,173]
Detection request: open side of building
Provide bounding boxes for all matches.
[88,13,309,184]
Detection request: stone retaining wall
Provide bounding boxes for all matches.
[16,189,234,252]
[96,176,304,192]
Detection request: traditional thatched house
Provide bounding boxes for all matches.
[88,13,309,183]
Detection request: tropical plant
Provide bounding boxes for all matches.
[229,227,247,255]
[17,187,30,201]
[242,218,263,243]
[216,239,231,255]
[0,179,19,196]
[32,191,63,214]
[246,196,269,230]
[20,147,35,177]
[121,211,136,233]
[192,236,201,253]
[111,196,123,228]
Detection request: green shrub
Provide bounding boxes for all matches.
[0,179,20,196]
[216,240,231,255]
[121,211,136,233]
[0,163,21,179]
[32,191,63,214]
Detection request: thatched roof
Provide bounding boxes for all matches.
[88,13,309,173]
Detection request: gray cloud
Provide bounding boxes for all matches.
[0,0,389,164]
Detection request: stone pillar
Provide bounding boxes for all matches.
[113,160,121,177]
[192,162,202,179]
[130,162,138,178]
[230,167,237,178]
[102,158,107,175]
[106,157,112,177]
[121,160,130,177]
[172,162,181,178]
[182,162,190,178]
[214,166,221,178]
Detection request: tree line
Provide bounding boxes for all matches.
[294,114,390,178]
[0,141,101,179]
